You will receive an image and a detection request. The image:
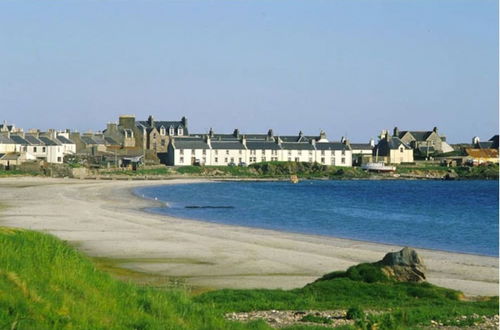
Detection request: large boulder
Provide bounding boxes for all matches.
[376,247,426,282]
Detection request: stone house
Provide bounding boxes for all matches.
[373,131,413,164]
[393,127,454,154]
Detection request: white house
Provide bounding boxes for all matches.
[166,129,354,167]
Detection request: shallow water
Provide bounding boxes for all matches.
[136,180,499,256]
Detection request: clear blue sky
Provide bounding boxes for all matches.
[0,0,498,143]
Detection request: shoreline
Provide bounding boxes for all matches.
[0,177,498,296]
[134,183,498,259]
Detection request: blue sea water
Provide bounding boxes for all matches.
[135,180,499,256]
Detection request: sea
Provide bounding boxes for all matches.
[135,180,499,257]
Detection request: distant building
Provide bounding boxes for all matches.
[166,129,353,167]
[393,127,454,154]
[342,137,375,166]
[471,135,499,150]
[373,130,413,164]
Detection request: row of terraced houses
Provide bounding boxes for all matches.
[0,114,498,167]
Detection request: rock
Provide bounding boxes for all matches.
[377,247,426,282]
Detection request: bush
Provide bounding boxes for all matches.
[346,306,364,320]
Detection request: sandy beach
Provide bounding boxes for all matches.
[0,177,497,296]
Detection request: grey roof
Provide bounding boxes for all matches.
[349,143,373,150]
[245,134,272,141]
[281,142,315,150]
[0,135,15,144]
[210,141,245,150]
[137,120,189,135]
[399,131,433,141]
[24,135,44,145]
[39,136,60,146]
[315,142,348,151]
[56,136,74,144]
[477,141,494,149]
[173,138,209,149]
[9,135,30,145]
[386,137,411,150]
[246,141,282,150]
[104,136,120,145]
[212,134,239,141]
[81,135,106,145]
[279,135,311,143]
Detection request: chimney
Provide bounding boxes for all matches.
[433,126,438,134]
[369,138,375,148]
[181,116,188,128]
[393,126,400,137]
[319,130,327,141]
[148,115,155,127]
[472,136,480,145]
[233,128,240,138]
[241,135,247,147]
[209,127,214,138]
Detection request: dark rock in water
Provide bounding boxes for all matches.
[377,247,426,282]
[185,205,234,209]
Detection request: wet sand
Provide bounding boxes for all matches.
[0,177,497,296]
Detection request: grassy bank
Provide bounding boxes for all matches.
[0,228,497,329]
[0,227,266,330]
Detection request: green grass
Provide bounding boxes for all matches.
[0,227,497,329]
[102,167,172,176]
[0,227,268,330]
[196,263,498,328]
[0,169,40,177]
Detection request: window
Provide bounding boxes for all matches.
[215,157,218,163]
[160,127,166,135]
[57,157,62,162]
[169,127,175,136]
[215,150,218,155]
[178,128,184,136]
[34,147,37,152]
[309,157,313,163]
[239,150,242,155]
[42,147,46,152]
[321,150,325,155]
[161,140,165,146]
[202,157,206,163]
[342,150,345,156]
[262,157,266,162]
[180,150,184,155]
[180,157,184,163]
[153,133,157,139]
[331,158,335,164]
[202,149,206,155]
[225,157,228,163]
[400,147,404,153]
[295,157,299,162]
[288,150,292,155]
[230,157,234,162]
[341,158,345,164]
[309,151,313,156]
[288,157,292,161]
[239,157,242,162]
[226,150,229,155]
[321,157,325,164]
[298,150,302,156]
[191,149,195,154]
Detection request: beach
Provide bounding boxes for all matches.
[0,177,497,296]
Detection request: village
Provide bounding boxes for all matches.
[0,115,498,173]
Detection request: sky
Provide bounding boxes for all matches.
[0,0,498,143]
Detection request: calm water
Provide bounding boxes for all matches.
[135,180,499,256]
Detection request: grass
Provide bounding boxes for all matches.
[196,263,498,328]
[0,227,497,329]
[0,169,40,177]
[0,227,268,330]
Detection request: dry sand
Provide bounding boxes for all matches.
[0,177,497,296]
